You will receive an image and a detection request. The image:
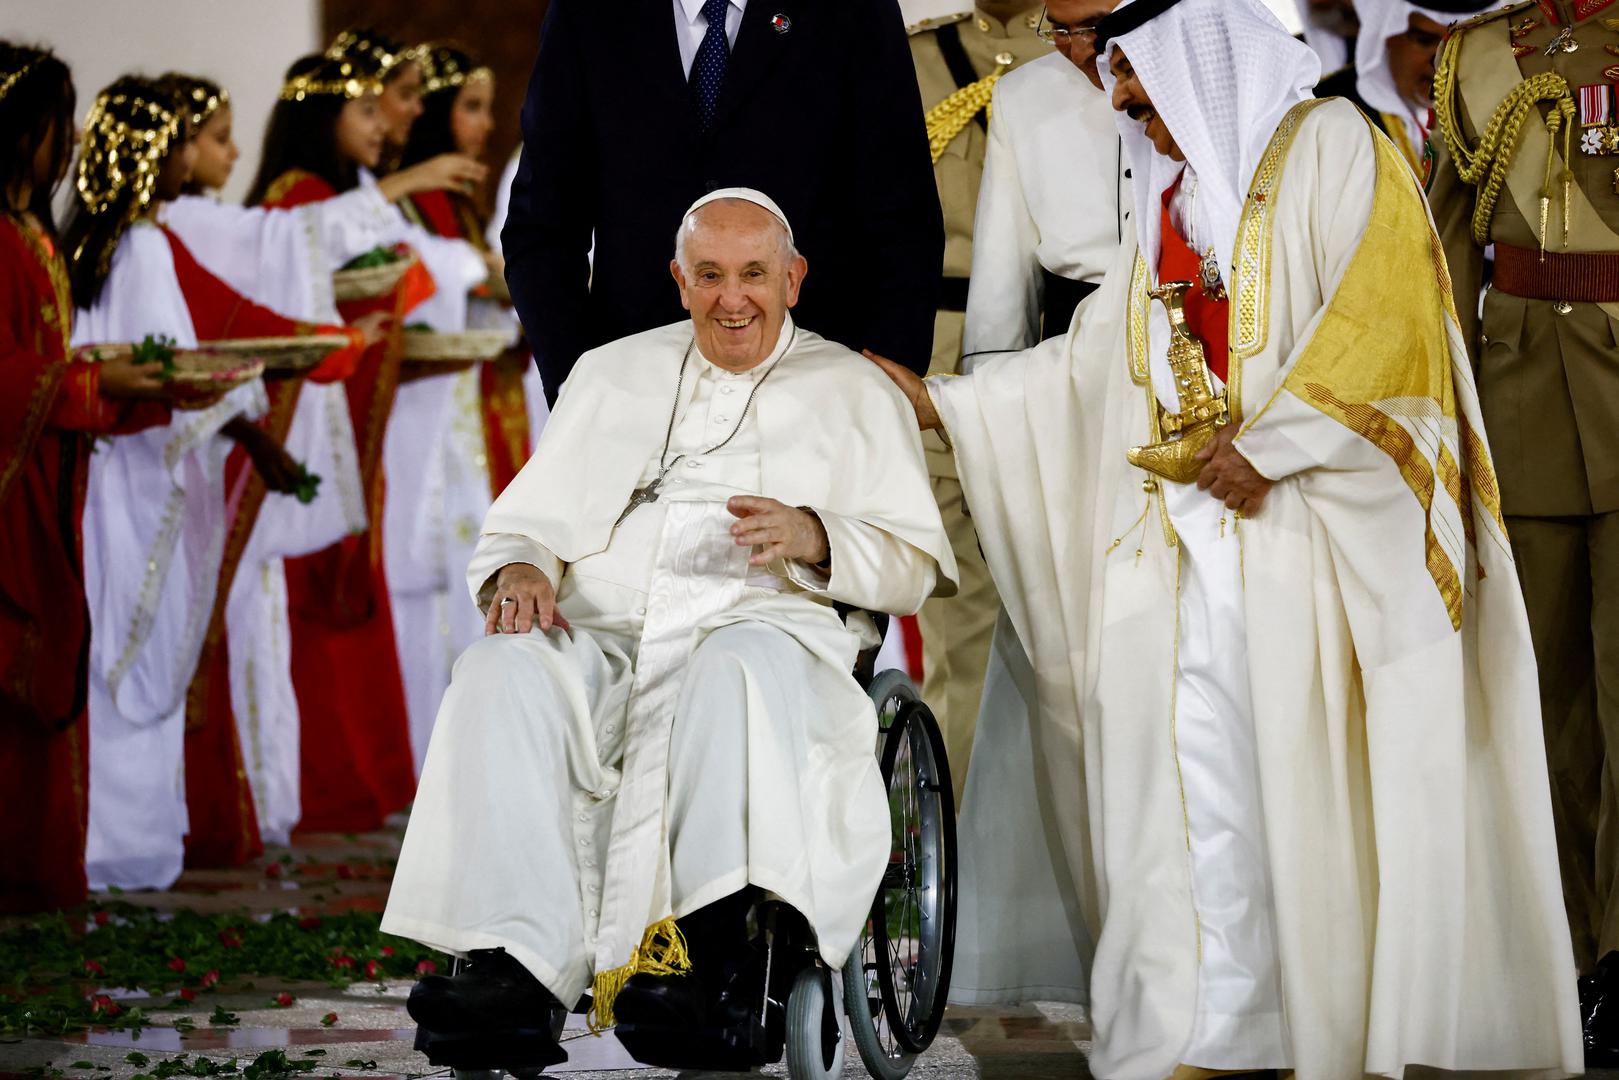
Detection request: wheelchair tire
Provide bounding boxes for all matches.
[785,966,848,1079]
[844,670,957,1072]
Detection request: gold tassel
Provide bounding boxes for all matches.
[586,917,691,1033]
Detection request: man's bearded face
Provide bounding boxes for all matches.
[1108,46,1184,162]
[670,200,807,372]
[1387,13,1447,109]
[1306,0,1359,37]
[1043,0,1117,90]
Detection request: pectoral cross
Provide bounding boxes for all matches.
[616,455,685,527]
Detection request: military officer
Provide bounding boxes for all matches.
[903,0,1048,788]
[1430,0,1619,1062]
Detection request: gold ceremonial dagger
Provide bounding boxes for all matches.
[1126,280,1229,485]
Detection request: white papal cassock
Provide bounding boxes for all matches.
[382,318,956,1011]
[930,87,1582,1079]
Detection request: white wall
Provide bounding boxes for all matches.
[2,0,322,205]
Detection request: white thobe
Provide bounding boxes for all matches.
[931,100,1580,1078]
[383,319,956,1005]
[950,49,1131,1010]
[73,222,268,889]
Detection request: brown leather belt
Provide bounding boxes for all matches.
[1493,243,1619,303]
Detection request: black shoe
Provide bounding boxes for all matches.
[1584,951,1619,1069]
[614,970,708,1028]
[407,947,563,1036]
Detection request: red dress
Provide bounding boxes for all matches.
[0,213,169,913]
[163,226,366,867]
[263,171,432,832]
[406,188,533,496]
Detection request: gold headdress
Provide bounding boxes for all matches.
[326,28,419,82]
[0,55,41,105]
[279,55,382,102]
[159,73,230,131]
[72,77,184,274]
[416,43,492,96]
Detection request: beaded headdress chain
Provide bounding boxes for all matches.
[417,44,492,96]
[0,56,41,104]
[326,29,418,82]
[73,78,184,274]
[280,54,383,102]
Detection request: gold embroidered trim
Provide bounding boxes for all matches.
[1127,255,1151,386]
[262,169,316,209]
[1124,254,1177,548]
[2,218,71,506]
[1228,97,1329,421]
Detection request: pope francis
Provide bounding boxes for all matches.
[382,188,956,1070]
[873,0,1581,1077]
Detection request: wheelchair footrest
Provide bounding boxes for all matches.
[614,1017,770,1071]
[414,1024,567,1073]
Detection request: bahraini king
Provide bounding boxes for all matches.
[872,0,1581,1076]
[381,188,956,1068]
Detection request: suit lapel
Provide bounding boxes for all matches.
[632,0,696,108]
[714,0,799,127]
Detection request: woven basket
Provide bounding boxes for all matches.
[207,334,351,372]
[333,251,415,302]
[81,344,263,397]
[401,328,515,363]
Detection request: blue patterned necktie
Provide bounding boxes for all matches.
[690,0,731,132]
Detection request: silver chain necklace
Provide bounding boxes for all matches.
[616,329,792,526]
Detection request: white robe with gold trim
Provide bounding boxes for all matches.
[931,98,1579,1080]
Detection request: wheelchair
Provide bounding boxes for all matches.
[417,639,958,1080]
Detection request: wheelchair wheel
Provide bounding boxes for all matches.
[843,671,957,1076]
[785,965,848,1079]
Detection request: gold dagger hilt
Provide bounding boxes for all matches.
[1125,280,1229,485]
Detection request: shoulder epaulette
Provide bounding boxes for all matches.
[907,11,971,36]
[1446,0,1534,34]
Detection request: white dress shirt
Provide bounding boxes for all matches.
[674,0,747,76]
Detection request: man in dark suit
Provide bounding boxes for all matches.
[503,0,945,400]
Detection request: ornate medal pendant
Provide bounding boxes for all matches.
[1580,84,1619,154]
[1197,248,1227,301]
[1546,25,1579,54]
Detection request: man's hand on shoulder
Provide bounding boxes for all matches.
[1194,425,1273,517]
[485,562,570,637]
[864,350,942,432]
[727,496,831,570]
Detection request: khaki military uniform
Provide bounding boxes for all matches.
[1431,0,1619,972]
[907,5,1048,791]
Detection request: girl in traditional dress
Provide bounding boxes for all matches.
[382,44,542,765]
[65,76,362,889]
[243,53,485,832]
[153,71,397,859]
[0,45,174,913]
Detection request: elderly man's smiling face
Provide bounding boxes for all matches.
[671,199,808,372]
[1109,45,1183,162]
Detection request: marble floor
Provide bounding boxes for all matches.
[0,820,1092,1080]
